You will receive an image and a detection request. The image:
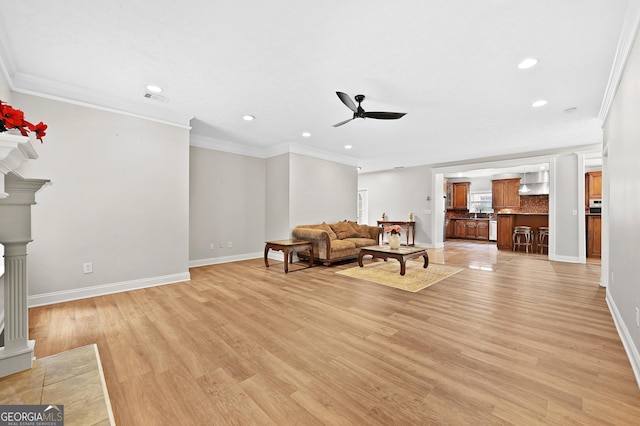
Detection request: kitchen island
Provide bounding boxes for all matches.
[496,213,549,251]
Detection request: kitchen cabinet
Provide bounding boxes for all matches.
[492,179,520,211]
[585,171,602,209]
[476,220,489,240]
[449,182,469,210]
[445,218,454,238]
[587,215,602,258]
[450,219,489,241]
[445,183,453,209]
[496,213,549,251]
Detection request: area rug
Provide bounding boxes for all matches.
[336,260,463,293]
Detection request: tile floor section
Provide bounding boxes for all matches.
[0,344,115,426]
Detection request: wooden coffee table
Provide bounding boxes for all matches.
[358,245,429,276]
[264,239,313,273]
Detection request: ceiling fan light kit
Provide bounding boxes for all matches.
[333,92,406,127]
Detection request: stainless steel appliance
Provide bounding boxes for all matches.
[589,199,602,214]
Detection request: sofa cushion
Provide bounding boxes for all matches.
[348,221,375,238]
[330,239,357,251]
[309,222,337,240]
[330,221,359,239]
[343,237,377,248]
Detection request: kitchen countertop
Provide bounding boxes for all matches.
[496,212,549,215]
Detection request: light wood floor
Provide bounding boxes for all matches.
[28,241,639,425]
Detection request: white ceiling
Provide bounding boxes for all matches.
[0,1,634,172]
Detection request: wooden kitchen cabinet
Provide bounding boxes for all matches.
[492,179,520,211]
[585,171,602,209]
[587,215,602,258]
[445,218,455,238]
[450,219,489,240]
[496,214,515,250]
[451,182,469,210]
[476,220,489,240]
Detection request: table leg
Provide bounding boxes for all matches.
[358,251,366,267]
[264,244,271,267]
[422,253,429,269]
[283,248,290,273]
[400,258,407,276]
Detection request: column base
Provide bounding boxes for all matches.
[0,340,35,378]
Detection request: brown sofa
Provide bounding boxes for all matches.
[292,221,380,265]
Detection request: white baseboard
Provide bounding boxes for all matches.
[606,289,640,390]
[549,254,581,263]
[189,251,263,268]
[28,272,191,307]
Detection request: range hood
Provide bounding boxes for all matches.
[519,171,550,195]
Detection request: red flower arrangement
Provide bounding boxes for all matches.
[0,99,47,142]
[384,224,402,236]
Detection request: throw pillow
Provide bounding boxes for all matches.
[317,222,338,240]
[330,221,359,239]
[348,221,373,238]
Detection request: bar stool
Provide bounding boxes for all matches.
[537,226,549,254]
[512,226,533,253]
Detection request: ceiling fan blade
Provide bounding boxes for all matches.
[336,92,358,112]
[333,118,355,127]
[364,111,407,120]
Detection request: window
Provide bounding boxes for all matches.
[469,192,493,213]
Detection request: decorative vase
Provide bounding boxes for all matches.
[389,233,401,249]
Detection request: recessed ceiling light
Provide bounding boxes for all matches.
[146,84,162,93]
[243,115,255,121]
[518,58,538,69]
[532,100,547,107]
[345,145,352,149]
[302,132,311,137]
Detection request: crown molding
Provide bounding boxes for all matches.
[190,134,359,167]
[598,0,640,123]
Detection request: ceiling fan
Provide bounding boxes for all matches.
[333,92,406,127]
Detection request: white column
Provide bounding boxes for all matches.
[0,241,35,376]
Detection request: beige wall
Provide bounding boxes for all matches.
[14,93,190,303]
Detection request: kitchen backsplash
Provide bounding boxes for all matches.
[446,194,549,217]
[519,195,549,213]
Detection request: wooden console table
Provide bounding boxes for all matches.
[377,221,416,246]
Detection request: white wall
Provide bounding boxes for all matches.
[604,23,640,379]
[552,154,581,261]
[13,94,190,305]
[189,146,266,264]
[265,153,290,240]
[289,153,357,226]
[359,165,434,245]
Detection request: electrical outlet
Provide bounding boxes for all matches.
[636,307,640,328]
[209,243,215,250]
[83,262,93,274]
[219,242,224,248]
[572,209,578,216]
[228,241,233,248]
